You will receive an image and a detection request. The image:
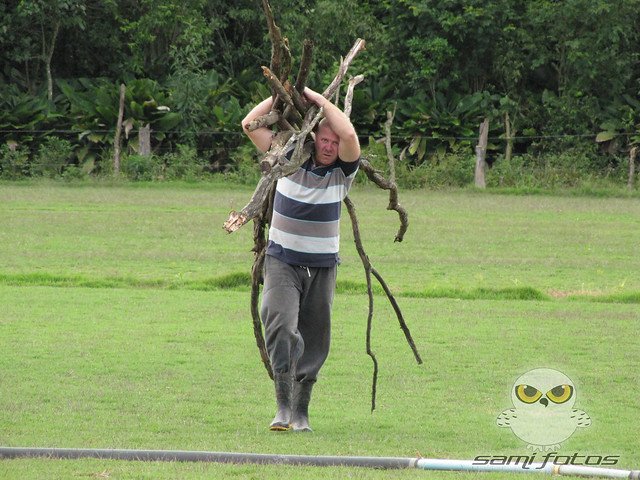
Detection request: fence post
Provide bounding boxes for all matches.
[113,83,126,174]
[139,124,151,156]
[629,146,637,191]
[475,117,489,188]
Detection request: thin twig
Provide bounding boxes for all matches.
[342,96,420,412]
[370,266,422,365]
[385,106,397,185]
[344,196,378,411]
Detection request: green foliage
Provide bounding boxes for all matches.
[119,154,163,182]
[30,136,74,178]
[596,94,640,153]
[116,145,212,182]
[15,0,87,99]
[221,141,264,185]
[166,69,249,170]
[0,143,30,179]
[0,84,61,153]
[423,153,475,188]
[1,0,640,186]
[0,86,47,135]
[57,77,181,167]
[161,144,209,181]
[117,0,267,80]
[277,0,381,85]
[486,142,631,191]
[361,136,429,189]
[396,90,499,166]
[16,0,86,30]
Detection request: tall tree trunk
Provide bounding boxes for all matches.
[44,21,60,101]
[113,84,126,174]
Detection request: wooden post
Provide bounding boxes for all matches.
[629,146,638,191]
[505,112,514,163]
[113,83,126,174]
[139,124,151,156]
[475,117,489,188]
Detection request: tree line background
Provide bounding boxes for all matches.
[1,0,639,188]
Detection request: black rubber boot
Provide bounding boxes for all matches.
[291,381,314,432]
[269,372,293,431]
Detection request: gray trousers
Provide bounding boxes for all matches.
[261,255,337,383]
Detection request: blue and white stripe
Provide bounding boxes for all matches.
[266,148,359,267]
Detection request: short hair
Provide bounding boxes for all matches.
[316,118,335,134]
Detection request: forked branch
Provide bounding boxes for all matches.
[344,105,421,412]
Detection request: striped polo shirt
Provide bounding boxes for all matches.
[266,143,360,268]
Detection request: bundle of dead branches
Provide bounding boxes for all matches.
[223,0,421,411]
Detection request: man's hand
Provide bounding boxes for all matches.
[303,87,328,109]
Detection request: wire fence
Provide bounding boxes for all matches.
[1,129,636,143]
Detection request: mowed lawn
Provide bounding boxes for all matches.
[0,182,639,479]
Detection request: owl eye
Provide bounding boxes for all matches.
[546,384,573,404]
[515,384,542,403]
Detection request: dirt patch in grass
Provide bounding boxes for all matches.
[547,289,603,299]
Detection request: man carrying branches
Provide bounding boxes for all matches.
[242,86,360,432]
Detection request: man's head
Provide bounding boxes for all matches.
[314,119,340,166]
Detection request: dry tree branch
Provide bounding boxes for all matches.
[262,0,289,85]
[250,190,274,379]
[344,75,364,118]
[342,92,421,412]
[343,196,379,409]
[359,159,409,243]
[223,39,365,234]
[321,39,366,101]
[295,40,314,93]
[345,171,419,411]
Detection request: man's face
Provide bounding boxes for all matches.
[314,125,340,166]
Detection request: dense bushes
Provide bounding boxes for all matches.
[3,131,638,193]
[0,0,639,190]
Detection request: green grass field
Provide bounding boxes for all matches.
[1,182,639,479]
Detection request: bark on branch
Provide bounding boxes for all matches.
[262,0,290,85]
[359,159,409,243]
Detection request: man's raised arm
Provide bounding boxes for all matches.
[241,96,275,153]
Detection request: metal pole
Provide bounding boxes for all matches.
[415,458,639,479]
[0,447,415,469]
[1,447,638,479]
